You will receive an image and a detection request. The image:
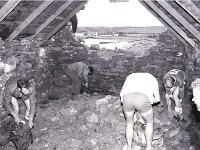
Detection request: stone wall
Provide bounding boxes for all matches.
[0,28,88,134]
[88,31,186,95]
[0,27,196,137]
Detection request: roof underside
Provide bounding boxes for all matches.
[0,0,200,56]
[0,0,87,41]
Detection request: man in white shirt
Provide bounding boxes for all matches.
[120,73,160,150]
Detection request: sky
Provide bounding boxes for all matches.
[77,0,163,27]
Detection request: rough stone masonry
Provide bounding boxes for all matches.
[0,27,199,150]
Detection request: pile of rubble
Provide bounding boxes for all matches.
[0,93,194,150]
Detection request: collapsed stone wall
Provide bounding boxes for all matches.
[88,31,186,96]
[0,27,195,141]
[0,28,88,134]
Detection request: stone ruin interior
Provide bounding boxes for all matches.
[0,0,200,150]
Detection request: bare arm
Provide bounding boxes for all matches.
[3,89,21,122]
[29,86,36,122]
[173,86,181,108]
[83,69,89,83]
[3,90,14,115]
[153,81,160,104]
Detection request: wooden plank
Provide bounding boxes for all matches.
[29,0,74,41]
[143,0,198,48]
[175,0,200,24]
[8,0,54,41]
[0,0,21,23]
[45,2,86,40]
[157,1,200,42]
[139,1,188,46]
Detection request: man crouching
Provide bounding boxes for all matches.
[3,76,36,129]
[120,73,160,150]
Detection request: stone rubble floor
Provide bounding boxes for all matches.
[1,93,199,150]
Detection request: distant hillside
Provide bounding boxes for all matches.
[77,26,166,34]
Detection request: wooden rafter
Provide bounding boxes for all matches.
[143,0,198,49]
[45,2,86,40]
[139,1,188,46]
[29,0,74,41]
[157,1,200,42]
[0,0,21,23]
[8,0,54,41]
[175,0,200,25]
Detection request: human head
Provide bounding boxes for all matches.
[66,22,72,32]
[166,76,176,88]
[88,66,93,75]
[192,88,200,111]
[17,78,31,95]
[191,78,200,111]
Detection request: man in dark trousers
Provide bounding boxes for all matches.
[3,76,36,129]
[63,62,93,100]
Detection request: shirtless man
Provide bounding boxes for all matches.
[163,69,186,120]
[120,73,160,150]
[3,76,36,129]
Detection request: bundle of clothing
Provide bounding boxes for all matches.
[0,122,33,150]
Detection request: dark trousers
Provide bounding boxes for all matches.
[63,66,82,95]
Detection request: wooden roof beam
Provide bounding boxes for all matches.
[157,1,200,42]
[44,2,86,40]
[139,1,188,46]
[143,0,198,49]
[175,0,200,25]
[0,0,21,23]
[29,0,74,41]
[8,0,54,41]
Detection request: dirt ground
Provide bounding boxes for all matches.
[1,89,198,150]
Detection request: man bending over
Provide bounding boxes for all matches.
[120,73,160,150]
[3,76,36,129]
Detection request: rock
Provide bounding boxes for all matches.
[87,138,98,146]
[115,122,125,134]
[42,108,56,120]
[188,146,197,150]
[100,114,119,128]
[96,95,119,114]
[86,113,99,126]
[64,139,83,150]
[96,95,109,108]
[169,127,180,137]
[154,117,162,126]
[50,116,60,122]
[90,44,100,50]
[59,106,78,117]
[108,99,121,112]
[80,125,88,132]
